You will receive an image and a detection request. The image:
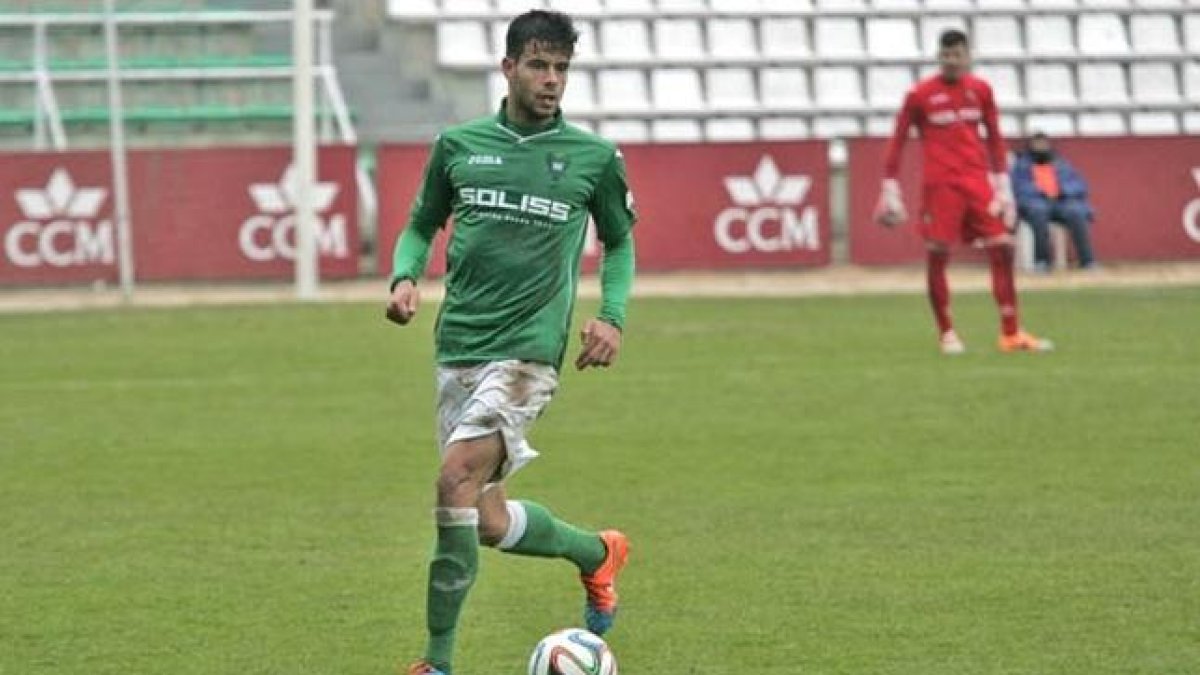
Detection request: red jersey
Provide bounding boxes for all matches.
[883,73,1008,186]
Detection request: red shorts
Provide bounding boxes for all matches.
[920,180,1007,245]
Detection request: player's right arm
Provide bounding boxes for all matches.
[387,135,453,326]
[875,90,919,227]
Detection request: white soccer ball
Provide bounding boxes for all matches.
[527,628,618,675]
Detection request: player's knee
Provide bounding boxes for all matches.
[436,461,485,507]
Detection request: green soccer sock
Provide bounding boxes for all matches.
[424,507,480,673]
[499,500,607,574]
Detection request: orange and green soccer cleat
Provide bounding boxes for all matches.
[402,660,447,675]
[998,331,1054,353]
[581,530,629,636]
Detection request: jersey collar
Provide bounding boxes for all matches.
[495,98,564,144]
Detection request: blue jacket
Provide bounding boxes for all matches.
[1011,152,1094,219]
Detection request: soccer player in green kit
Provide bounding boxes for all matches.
[385,10,635,675]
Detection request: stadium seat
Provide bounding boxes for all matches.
[1024,112,1075,135]
[443,0,493,16]
[654,18,706,61]
[658,0,710,12]
[920,16,967,53]
[1183,15,1200,53]
[651,118,703,142]
[1081,0,1130,6]
[388,0,438,19]
[867,66,914,109]
[812,116,863,138]
[973,17,1023,58]
[606,0,656,13]
[817,0,869,9]
[1028,0,1079,8]
[1026,15,1076,57]
[574,20,600,64]
[814,66,866,109]
[762,0,814,10]
[1185,62,1200,103]
[437,21,491,67]
[597,69,651,112]
[704,117,757,142]
[600,19,652,62]
[545,0,604,13]
[651,68,705,112]
[562,70,596,114]
[1183,111,1200,134]
[814,18,865,59]
[974,64,1023,105]
[1131,63,1182,104]
[761,18,812,60]
[1078,14,1131,56]
[1077,112,1128,135]
[1078,63,1130,105]
[1130,111,1179,134]
[760,67,812,110]
[708,18,759,61]
[866,18,921,61]
[865,116,897,136]
[490,21,508,59]
[1132,0,1184,6]
[488,71,506,110]
[706,68,759,111]
[497,0,548,15]
[759,117,810,139]
[569,119,595,134]
[872,0,921,9]
[598,119,649,142]
[1025,64,1076,107]
[924,0,974,8]
[999,115,1022,138]
[1130,14,1182,54]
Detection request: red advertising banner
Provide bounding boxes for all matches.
[848,135,1200,265]
[377,140,831,277]
[0,146,358,285]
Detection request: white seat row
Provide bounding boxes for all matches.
[488,63,1200,116]
[392,0,1200,20]
[436,14,1200,67]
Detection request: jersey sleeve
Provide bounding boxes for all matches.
[589,149,637,330]
[390,135,453,285]
[980,82,1008,173]
[883,89,919,178]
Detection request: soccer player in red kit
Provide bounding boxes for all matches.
[875,29,1053,354]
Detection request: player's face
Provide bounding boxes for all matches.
[502,41,571,125]
[937,43,971,82]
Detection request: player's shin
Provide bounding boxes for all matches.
[425,507,480,671]
[496,500,606,574]
[926,248,953,335]
[986,244,1020,336]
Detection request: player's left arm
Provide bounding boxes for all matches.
[577,149,637,371]
[981,82,1017,228]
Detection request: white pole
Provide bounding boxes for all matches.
[293,0,318,300]
[104,0,135,300]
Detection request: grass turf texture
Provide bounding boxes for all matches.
[2,288,1198,675]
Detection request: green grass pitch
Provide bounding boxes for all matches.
[2,287,1198,675]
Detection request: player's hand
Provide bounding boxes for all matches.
[988,172,1018,231]
[385,279,419,326]
[574,319,621,371]
[873,178,907,228]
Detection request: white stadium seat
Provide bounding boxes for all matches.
[1077,112,1128,135]
[1133,0,1183,6]
[443,0,494,16]
[1130,14,1182,54]
[763,0,815,10]
[1185,62,1200,103]
[817,0,868,9]
[759,117,810,139]
[813,116,863,138]
[561,70,596,114]
[567,119,595,133]
[708,19,759,61]
[705,118,757,142]
[599,119,650,143]
[1130,112,1180,134]
[437,21,491,67]
[1078,14,1131,55]
[999,115,1022,139]
[651,68,706,112]
[1028,0,1078,8]
[658,0,710,11]
[865,116,897,136]
[546,0,603,13]
[488,72,506,109]
[920,16,967,54]
[760,67,812,110]
[706,68,759,111]
[973,17,1024,58]
[654,19,706,61]
[1130,63,1182,104]
[1026,15,1076,56]
[761,18,812,60]
[573,20,600,64]
[1078,63,1129,105]
[388,0,438,19]
[867,19,921,61]
[598,69,651,112]
[815,66,866,109]
[651,119,704,143]
[1183,15,1200,53]
[924,0,974,8]
[496,0,547,14]
[867,66,914,108]
[873,0,920,8]
[1183,112,1200,135]
[814,18,865,59]
[1025,64,1077,107]
[974,65,1023,105]
[605,0,656,12]
[1081,0,1130,6]
[1024,113,1076,136]
[600,19,652,62]
[490,21,507,59]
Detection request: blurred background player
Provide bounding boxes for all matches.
[384,10,636,675]
[1011,132,1098,272]
[874,29,1053,355]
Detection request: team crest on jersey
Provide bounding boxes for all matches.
[545,152,571,181]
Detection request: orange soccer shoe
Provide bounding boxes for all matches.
[581,530,629,636]
[998,330,1055,353]
[402,660,447,675]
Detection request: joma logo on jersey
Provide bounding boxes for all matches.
[468,155,503,166]
[928,108,982,125]
[459,187,571,223]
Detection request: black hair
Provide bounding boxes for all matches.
[938,29,970,50]
[505,10,578,60]
[1030,131,1050,141]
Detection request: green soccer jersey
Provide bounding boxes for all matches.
[391,104,637,369]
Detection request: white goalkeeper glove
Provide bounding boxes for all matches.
[989,172,1017,231]
[873,178,907,228]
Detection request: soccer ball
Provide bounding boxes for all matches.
[527,628,618,675]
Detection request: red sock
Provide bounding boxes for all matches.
[987,244,1020,336]
[926,249,953,334]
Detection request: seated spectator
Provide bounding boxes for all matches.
[1011,132,1098,271]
